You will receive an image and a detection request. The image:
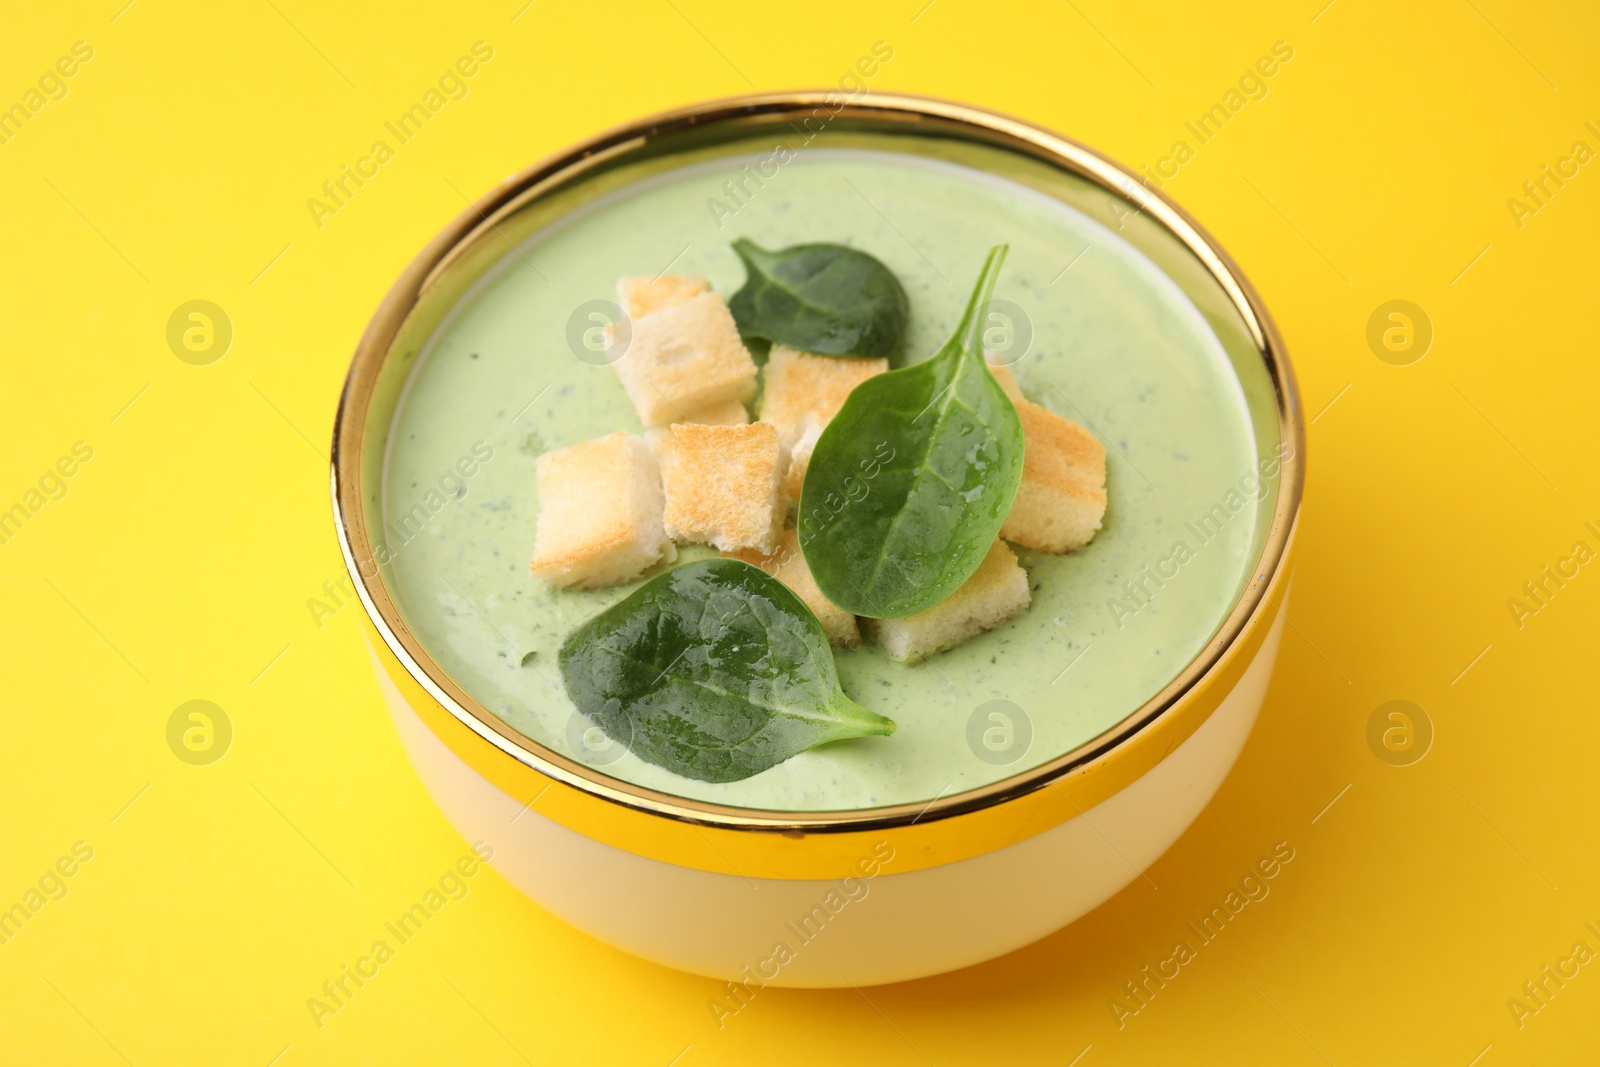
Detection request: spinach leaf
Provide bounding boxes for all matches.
[728,240,909,358]
[557,558,893,783]
[798,245,1023,619]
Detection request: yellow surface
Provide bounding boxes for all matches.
[2,1,1596,1063]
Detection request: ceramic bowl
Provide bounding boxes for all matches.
[331,92,1303,987]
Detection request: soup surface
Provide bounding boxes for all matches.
[384,148,1259,811]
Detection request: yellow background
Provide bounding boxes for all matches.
[3,1,1597,1062]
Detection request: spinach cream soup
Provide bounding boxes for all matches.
[383,149,1258,811]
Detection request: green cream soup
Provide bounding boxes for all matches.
[383,149,1258,811]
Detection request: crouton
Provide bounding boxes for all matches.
[645,398,750,464]
[614,292,757,427]
[679,398,750,426]
[759,345,888,449]
[661,422,785,553]
[726,529,860,647]
[618,274,710,318]
[984,353,1025,402]
[1001,399,1108,553]
[867,541,1031,664]
[530,431,675,589]
[781,421,823,503]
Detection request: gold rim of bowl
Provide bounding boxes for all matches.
[331,91,1305,879]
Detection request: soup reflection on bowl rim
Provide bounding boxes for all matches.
[331,91,1303,885]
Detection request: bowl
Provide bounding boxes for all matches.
[331,91,1303,988]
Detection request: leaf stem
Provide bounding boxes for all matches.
[954,244,1010,361]
[832,693,896,736]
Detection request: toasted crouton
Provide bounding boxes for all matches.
[984,353,1025,402]
[1001,400,1108,553]
[618,275,710,319]
[867,541,1030,664]
[614,292,757,427]
[781,421,823,503]
[679,398,750,426]
[759,345,888,449]
[726,529,860,647]
[530,432,675,589]
[645,398,750,464]
[661,422,785,552]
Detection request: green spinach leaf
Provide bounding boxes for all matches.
[798,245,1023,618]
[557,558,893,783]
[728,240,909,358]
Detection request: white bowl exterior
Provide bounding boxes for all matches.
[373,608,1283,988]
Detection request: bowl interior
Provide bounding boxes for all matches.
[336,98,1299,821]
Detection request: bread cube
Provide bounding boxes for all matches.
[759,345,888,449]
[614,292,757,427]
[984,353,1025,402]
[530,432,675,589]
[679,398,750,426]
[618,274,709,318]
[1001,399,1108,553]
[867,541,1031,664]
[661,422,785,553]
[781,421,823,503]
[645,398,750,465]
[725,529,860,647]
